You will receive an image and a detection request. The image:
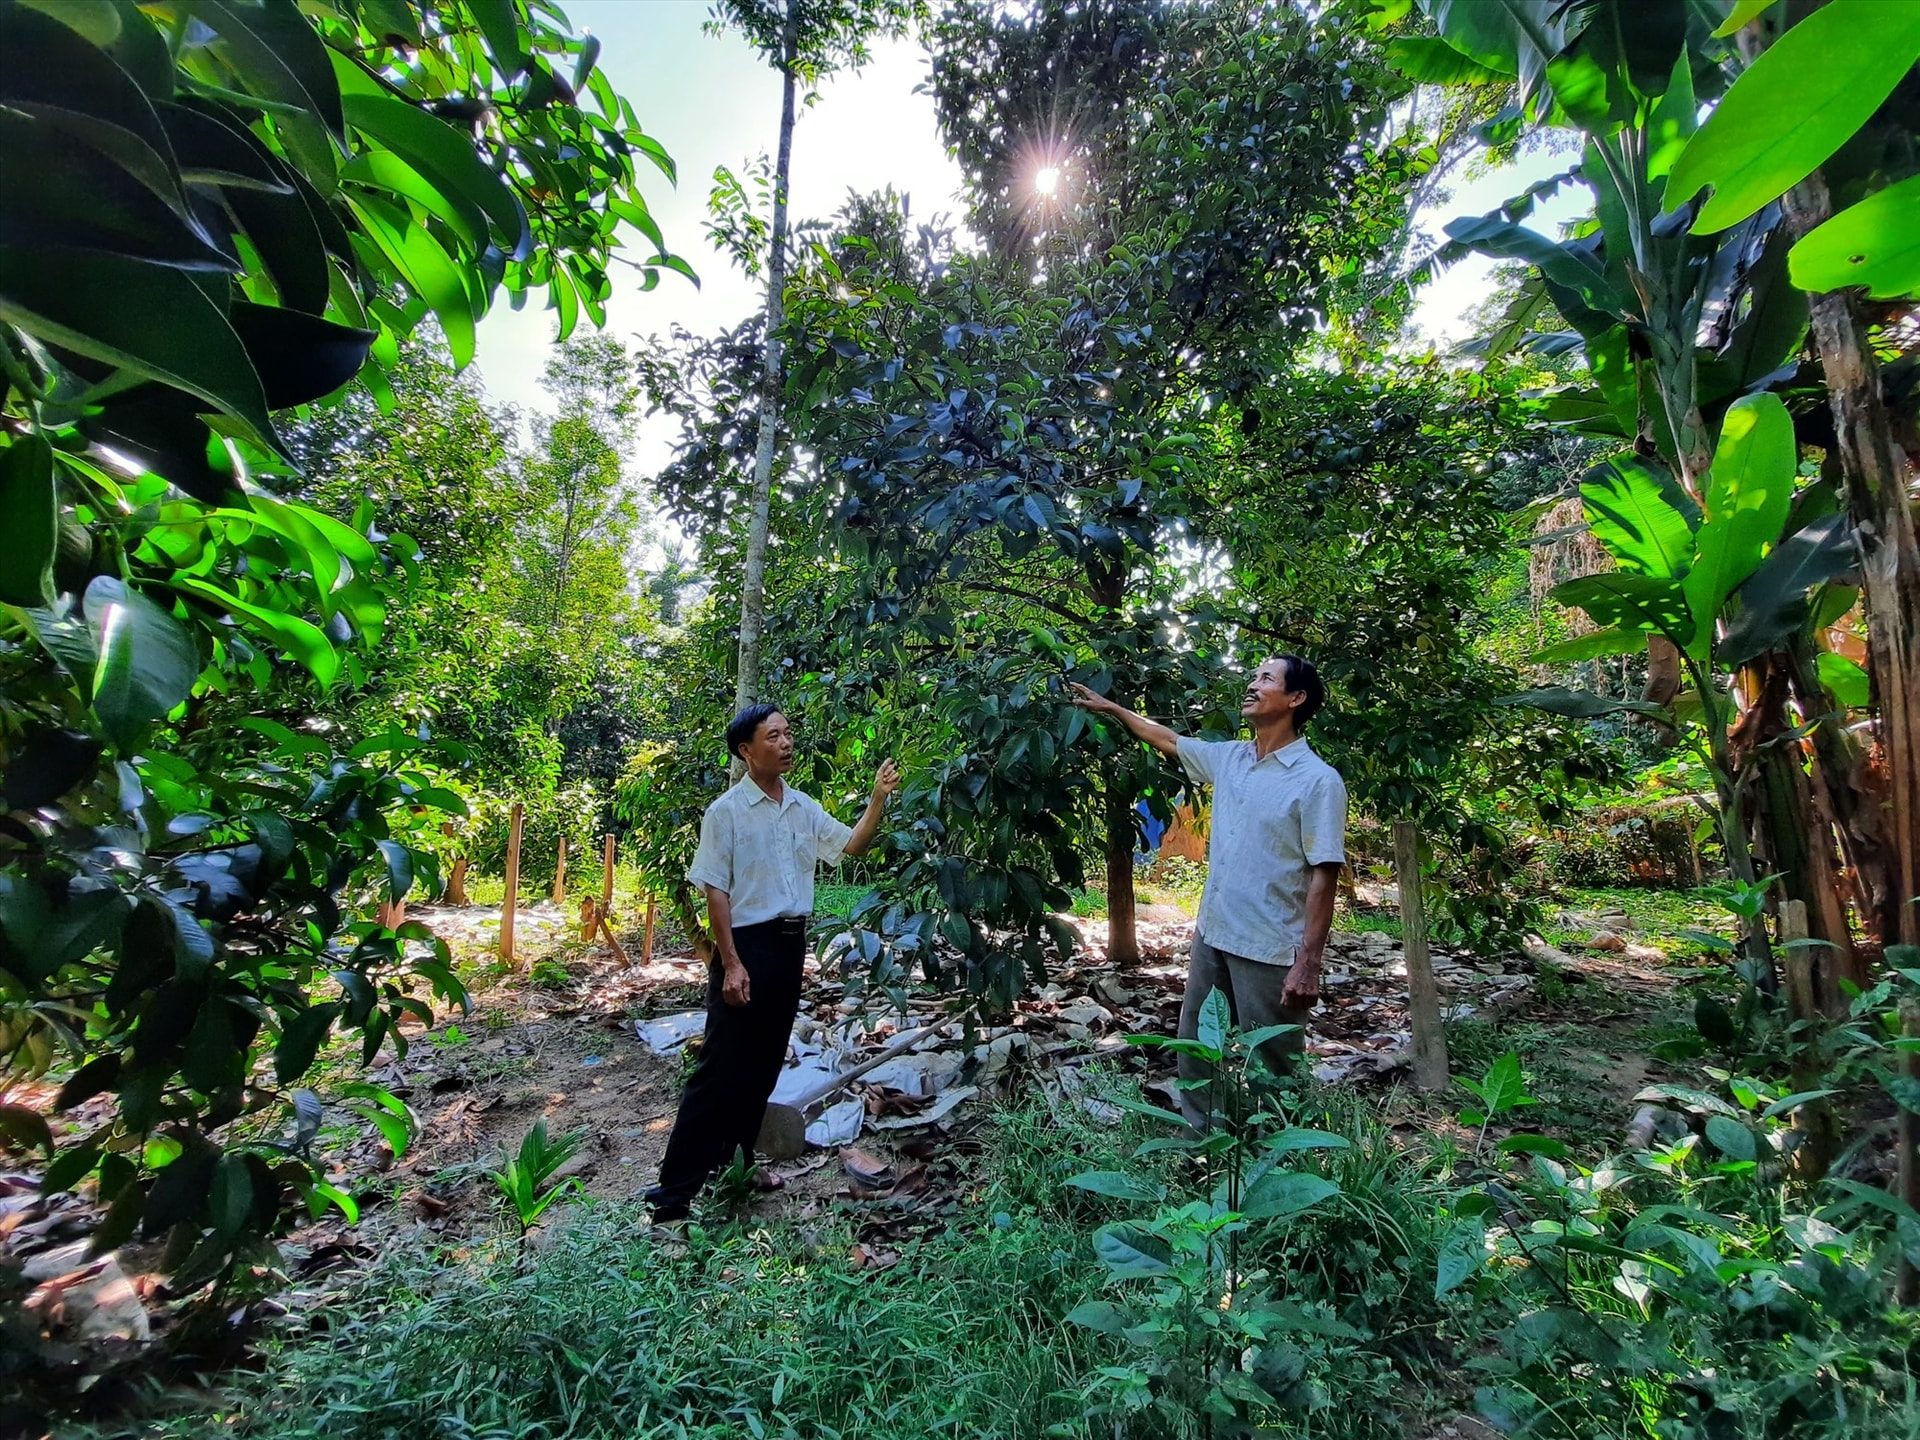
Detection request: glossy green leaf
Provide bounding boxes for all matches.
[375,839,414,902]
[1092,1222,1173,1278]
[186,0,343,158]
[1551,572,1695,646]
[275,1001,341,1083]
[1065,1170,1164,1202]
[1579,456,1696,580]
[1237,1169,1339,1221]
[1444,213,1614,317]
[83,576,198,747]
[1789,174,1920,299]
[1668,1,1920,232]
[1704,1113,1756,1162]
[1384,37,1511,84]
[1682,393,1797,643]
[341,92,528,259]
[349,196,478,368]
[1817,651,1870,709]
[0,246,277,450]
[175,576,339,686]
[1436,1216,1487,1297]
[1528,628,1646,665]
[0,435,57,608]
[469,0,532,81]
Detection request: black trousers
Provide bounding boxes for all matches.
[645,915,806,1217]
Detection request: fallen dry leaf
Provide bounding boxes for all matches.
[848,1242,899,1272]
[841,1146,895,1189]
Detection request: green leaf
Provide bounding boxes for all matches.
[0,247,278,450]
[174,576,338,686]
[83,576,199,748]
[1435,1216,1487,1298]
[275,1001,340,1083]
[1695,995,1739,1047]
[341,92,528,260]
[349,196,478,368]
[1579,456,1696,580]
[1066,1170,1164,1202]
[187,0,343,177]
[1683,393,1797,641]
[1527,627,1646,665]
[374,839,414,902]
[1719,512,1857,665]
[1237,1169,1339,1221]
[1444,213,1613,317]
[1465,1052,1533,1116]
[1092,1222,1173,1278]
[1816,651,1870,709]
[1550,572,1695,647]
[1667,0,1920,232]
[1063,1300,1131,1335]
[1263,1128,1352,1157]
[1714,0,1776,37]
[1704,1113,1756,1161]
[1195,985,1230,1056]
[1496,1134,1570,1159]
[1789,173,1920,299]
[1385,36,1511,84]
[0,434,57,607]
[209,1151,252,1237]
[1499,686,1668,720]
[468,0,532,81]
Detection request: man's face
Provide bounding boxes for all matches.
[1241,660,1303,726]
[740,711,796,775]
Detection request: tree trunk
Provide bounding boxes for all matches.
[1393,821,1448,1092]
[733,0,799,730]
[1781,168,1920,949]
[1105,787,1139,966]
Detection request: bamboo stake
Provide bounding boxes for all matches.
[500,801,523,966]
[552,836,568,904]
[642,895,657,966]
[1393,820,1449,1092]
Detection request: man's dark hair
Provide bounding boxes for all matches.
[726,703,782,760]
[1276,654,1325,729]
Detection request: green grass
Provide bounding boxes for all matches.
[814,881,874,919]
[1543,885,1731,957]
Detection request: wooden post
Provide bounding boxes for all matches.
[600,834,616,919]
[642,895,657,966]
[447,857,469,907]
[1902,998,1920,1305]
[579,895,599,942]
[500,801,523,966]
[1393,820,1449,1092]
[552,836,568,905]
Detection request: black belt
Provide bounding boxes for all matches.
[739,915,808,933]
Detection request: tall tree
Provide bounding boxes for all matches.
[709,0,922,724]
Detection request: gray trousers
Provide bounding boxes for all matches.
[1175,932,1310,1129]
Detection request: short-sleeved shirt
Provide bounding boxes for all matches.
[1177,735,1347,965]
[686,779,855,928]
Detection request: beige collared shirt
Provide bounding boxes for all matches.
[686,779,855,928]
[1178,734,1347,965]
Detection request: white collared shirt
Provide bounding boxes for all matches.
[686,778,855,927]
[1178,735,1347,965]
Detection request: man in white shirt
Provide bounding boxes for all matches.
[646,704,900,1222]
[1071,655,1346,1126]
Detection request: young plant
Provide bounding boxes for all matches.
[1455,1051,1542,1160]
[490,1120,588,1233]
[1063,989,1352,1436]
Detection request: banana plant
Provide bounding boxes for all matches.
[1508,393,1856,971]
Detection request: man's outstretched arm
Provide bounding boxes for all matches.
[1068,683,1183,758]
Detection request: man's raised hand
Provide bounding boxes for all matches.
[872,758,901,801]
[1067,681,1117,713]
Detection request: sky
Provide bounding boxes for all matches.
[472,1,1587,471]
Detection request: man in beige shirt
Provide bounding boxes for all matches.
[1071,655,1346,1126]
[647,704,899,1222]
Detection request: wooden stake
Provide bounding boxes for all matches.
[597,909,630,966]
[447,857,469,907]
[552,836,568,905]
[501,801,523,966]
[1902,998,1920,1305]
[600,834,616,918]
[579,895,599,942]
[1393,820,1449,1092]
[642,895,657,966]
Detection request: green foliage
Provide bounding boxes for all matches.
[489,1118,586,1232]
[0,0,674,1304]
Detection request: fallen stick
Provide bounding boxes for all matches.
[756,1024,942,1162]
[597,909,629,966]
